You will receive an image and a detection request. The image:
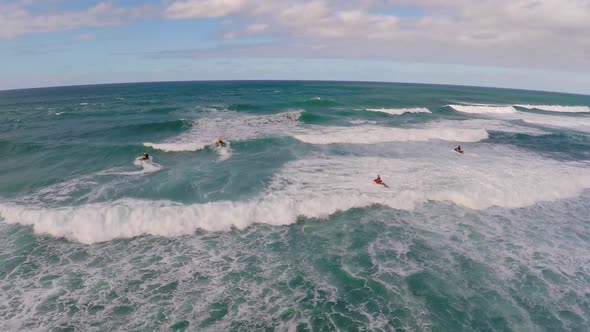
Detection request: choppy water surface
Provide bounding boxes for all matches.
[1,81,590,331]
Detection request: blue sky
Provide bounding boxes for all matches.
[1,0,589,94]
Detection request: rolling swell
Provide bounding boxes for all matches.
[120,119,190,133]
[2,82,590,331]
[0,140,42,155]
[4,145,590,244]
[228,103,262,111]
[144,110,303,152]
[448,104,590,133]
[80,119,190,142]
[489,131,590,160]
[144,106,181,114]
[303,97,340,107]
[298,111,339,125]
[299,109,380,126]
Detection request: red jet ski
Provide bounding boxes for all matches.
[373,176,388,187]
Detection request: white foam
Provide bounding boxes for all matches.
[450,104,590,133]
[516,105,590,113]
[366,108,431,115]
[269,149,590,213]
[3,146,590,244]
[213,142,232,161]
[448,105,517,114]
[294,118,549,145]
[20,159,162,205]
[0,199,297,244]
[293,125,488,145]
[25,176,98,204]
[349,119,378,125]
[124,157,163,175]
[447,119,548,136]
[144,110,302,153]
[516,112,590,132]
[143,142,208,152]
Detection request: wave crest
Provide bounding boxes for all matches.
[516,105,590,113]
[143,142,208,152]
[144,110,303,153]
[448,105,517,114]
[294,126,488,144]
[449,104,590,133]
[366,108,431,115]
[4,147,589,244]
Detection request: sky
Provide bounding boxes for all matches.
[1,0,589,94]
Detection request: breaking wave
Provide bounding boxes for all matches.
[293,126,488,144]
[366,108,431,115]
[449,104,590,132]
[448,105,517,114]
[144,110,303,153]
[515,105,590,113]
[451,103,590,114]
[3,146,589,244]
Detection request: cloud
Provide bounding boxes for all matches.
[165,0,588,45]
[165,0,248,19]
[161,0,590,71]
[74,33,95,42]
[246,23,269,33]
[2,0,589,91]
[166,0,402,41]
[223,23,269,39]
[277,2,399,40]
[0,1,153,40]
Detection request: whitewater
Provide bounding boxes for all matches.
[1,81,590,331]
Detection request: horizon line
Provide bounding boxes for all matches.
[1,79,589,98]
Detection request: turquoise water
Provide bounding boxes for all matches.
[1,81,590,331]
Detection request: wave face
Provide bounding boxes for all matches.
[292,119,549,145]
[3,146,589,244]
[143,141,207,152]
[144,110,302,152]
[366,107,431,115]
[449,103,590,133]
[2,82,590,331]
[294,125,488,144]
[451,103,590,114]
[448,104,517,114]
[516,112,590,132]
[515,104,590,113]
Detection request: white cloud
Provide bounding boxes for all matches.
[165,0,401,39]
[165,0,247,19]
[74,33,95,42]
[246,23,269,33]
[2,0,589,77]
[162,0,590,43]
[278,3,399,40]
[0,1,152,40]
[162,0,590,71]
[223,23,269,39]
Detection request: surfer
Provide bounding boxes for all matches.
[217,137,226,147]
[454,145,464,154]
[140,152,150,161]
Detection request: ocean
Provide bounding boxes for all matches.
[1,81,590,331]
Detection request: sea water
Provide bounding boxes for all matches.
[1,81,590,331]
